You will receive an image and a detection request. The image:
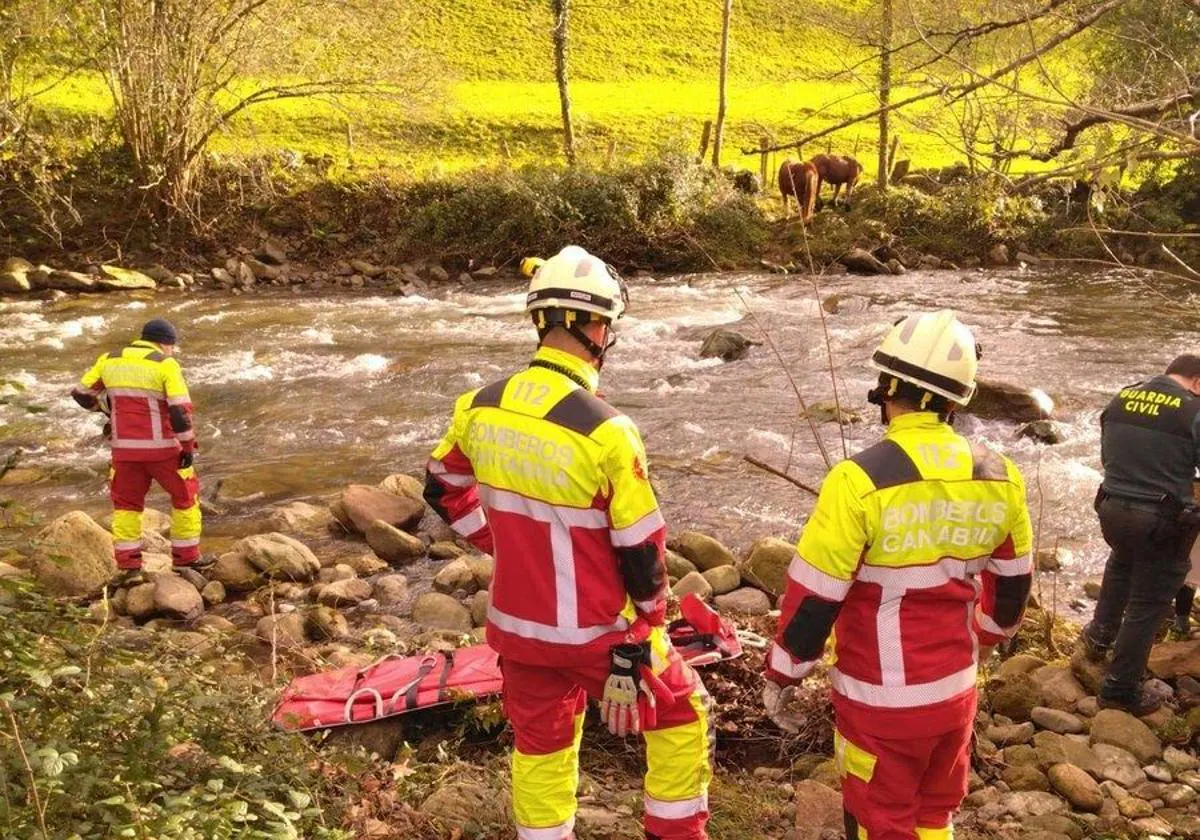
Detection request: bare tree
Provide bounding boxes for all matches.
[552,0,577,166]
[79,0,429,218]
[878,0,894,190]
[712,0,733,168]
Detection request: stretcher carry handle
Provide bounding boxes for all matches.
[386,655,440,714]
[736,630,769,649]
[343,687,384,724]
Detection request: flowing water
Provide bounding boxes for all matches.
[3,268,1198,608]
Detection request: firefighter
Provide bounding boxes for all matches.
[71,318,203,576]
[1082,355,1200,714]
[424,246,712,840]
[762,310,1033,840]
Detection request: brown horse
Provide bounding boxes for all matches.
[811,153,863,208]
[778,159,818,224]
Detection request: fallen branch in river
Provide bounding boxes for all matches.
[743,455,820,498]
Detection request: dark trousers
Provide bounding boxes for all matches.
[1086,495,1193,702]
[1178,586,1196,619]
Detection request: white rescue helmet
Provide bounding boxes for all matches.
[524,245,628,322]
[870,310,979,405]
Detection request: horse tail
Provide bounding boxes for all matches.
[803,164,818,223]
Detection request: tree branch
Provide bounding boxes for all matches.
[1029,84,1200,160]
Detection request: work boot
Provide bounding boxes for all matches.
[192,553,216,571]
[1080,628,1111,662]
[1098,691,1162,717]
[108,567,145,588]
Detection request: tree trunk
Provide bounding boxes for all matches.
[712,0,733,168]
[877,0,893,192]
[552,0,576,167]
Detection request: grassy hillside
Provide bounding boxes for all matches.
[28,0,1076,178]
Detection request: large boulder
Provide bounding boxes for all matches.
[739,537,793,597]
[1148,640,1200,679]
[666,549,697,580]
[1029,665,1087,711]
[1032,731,1103,777]
[32,511,116,596]
[702,565,741,595]
[0,266,32,293]
[420,779,507,831]
[210,551,265,592]
[1000,790,1068,818]
[152,573,204,622]
[1090,709,1163,764]
[265,501,335,537]
[988,672,1038,722]
[97,265,157,291]
[433,559,477,594]
[412,592,472,632]
[306,605,350,641]
[465,554,494,589]
[840,247,891,275]
[332,484,424,534]
[672,571,713,601]
[963,379,1054,423]
[699,329,759,362]
[793,780,844,840]
[366,520,426,565]
[379,473,425,502]
[44,268,97,291]
[231,533,320,581]
[254,613,307,647]
[318,578,372,607]
[670,532,735,571]
[714,587,772,616]
[373,574,409,607]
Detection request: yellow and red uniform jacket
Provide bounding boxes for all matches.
[424,346,668,666]
[767,412,1033,736]
[72,340,196,462]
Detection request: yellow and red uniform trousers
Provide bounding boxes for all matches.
[73,340,201,568]
[766,413,1034,840]
[426,346,712,840]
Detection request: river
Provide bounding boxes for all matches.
[3,267,1197,609]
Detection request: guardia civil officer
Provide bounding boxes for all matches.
[1082,354,1200,715]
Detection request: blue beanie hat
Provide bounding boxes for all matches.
[141,318,178,345]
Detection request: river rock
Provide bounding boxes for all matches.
[1048,763,1103,812]
[333,484,424,534]
[373,574,409,607]
[307,605,350,641]
[1024,815,1083,840]
[699,329,758,362]
[840,247,891,275]
[1070,649,1107,695]
[1095,742,1147,785]
[318,564,356,584]
[997,654,1048,679]
[1148,640,1200,679]
[429,541,464,560]
[666,549,697,580]
[0,268,31,292]
[672,571,713,601]
[1033,731,1103,776]
[420,779,506,830]
[256,613,308,648]
[1030,665,1088,711]
[413,592,472,632]
[434,559,477,594]
[379,473,426,502]
[1032,707,1086,735]
[1004,764,1051,791]
[152,573,204,621]
[265,501,335,536]
[1091,709,1163,764]
[32,511,116,596]
[803,401,863,425]
[365,520,425,565]
[318,578,372,607]
[986,243,1011,266]
[200,580,226,606]
[343,553,389,577]
[210,550,264,592]
[987,721,1035,746]
[1020,420,1065,445]
[670,532,735,571]
[714,587,772,616]
[1002,790,1069,818]
[1165,746,1200,773]
[232,533,320,581]
[97,265,157,291]
[965,379,1054,422]
[470,590,490,627]
[703,565,741,595]
[1117,796,1154,819]
[46,268,97,291]
[739,537,793,596]
[793,780,844,839]
[989,672,1038,721]
[126,582,157,620]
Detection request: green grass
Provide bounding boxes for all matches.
[25,0,1088,179]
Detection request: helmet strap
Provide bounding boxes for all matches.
[533,309,614,369]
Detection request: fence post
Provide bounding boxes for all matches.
[759,137,770,188]
[697,120,713,164]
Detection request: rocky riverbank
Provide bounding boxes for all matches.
[6,454,1200,838]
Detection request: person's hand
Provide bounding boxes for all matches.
[762,679,805,733]
[179,450,195,470]
[600,643,654,737]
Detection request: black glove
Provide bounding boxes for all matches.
[179,450,195,469]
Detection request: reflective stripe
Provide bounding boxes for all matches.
[167,395,190,406]
[634,598,660,614]
[451,507,488,536]
[436,472,475,487]
[988,553,1032,577]
[516,818,575,840]
[643,793,708,819]
[171,537,201,548]
[975,608,1012,638]
[481,486,608,528]
[109,438,179,449]
[877,595,905,686]
[106,387,163,398]
[489,604,629,645]
[831,663,976,708]
[113,541,143,550]
[147,398,162,441]
[176,429,195,442]
[768,643,816,680]
[611,509,666,547]
[857,555,989,590]
[787,554,853,601]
